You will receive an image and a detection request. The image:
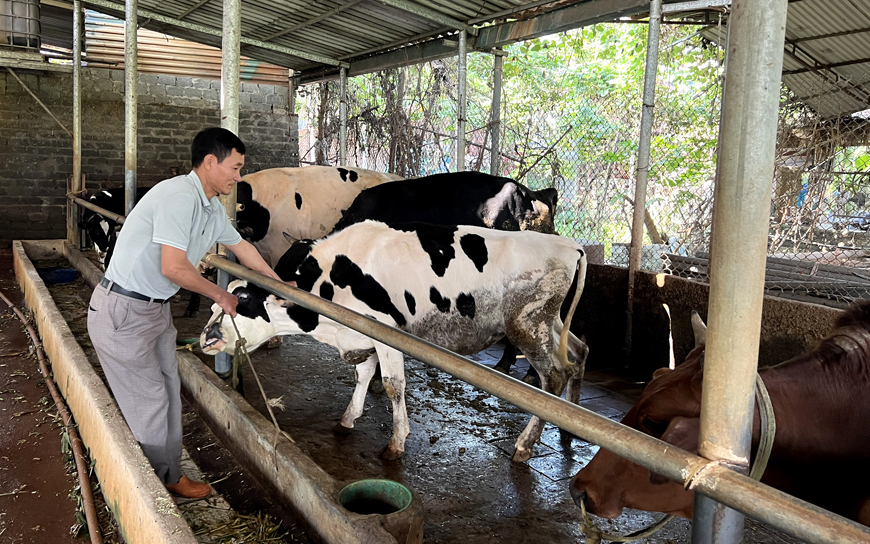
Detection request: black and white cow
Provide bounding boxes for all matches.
[200,221,589,462]
[236,166,403,266]
[78,187,151,268]
[332,171,558,235]
[304,170,560,383]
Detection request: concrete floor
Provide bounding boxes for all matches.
[183,324,802,544]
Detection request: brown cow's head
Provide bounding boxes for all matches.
[569,311,708,519]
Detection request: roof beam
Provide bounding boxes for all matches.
[474,0,649,48]
[84,0,348,67]
[177,0,210,21]
[261,0,364,41]
[783,57,870,76]
[375,0,478,35]
[296,36,458,85]
[789,25,870,45]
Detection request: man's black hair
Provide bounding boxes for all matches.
[191,127,246,167]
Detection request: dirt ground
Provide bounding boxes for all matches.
[1,248,806,544]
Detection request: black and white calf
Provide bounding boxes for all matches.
[201,221,589,461]
[78,187,151,268]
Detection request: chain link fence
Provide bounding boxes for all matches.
[297,21,870,308]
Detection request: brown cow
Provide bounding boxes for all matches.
[569,304,870,526]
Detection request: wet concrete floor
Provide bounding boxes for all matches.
[184,326,803,544]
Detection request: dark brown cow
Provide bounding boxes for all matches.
[570,304,870,526]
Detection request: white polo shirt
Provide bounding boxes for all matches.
[104,171,242,299]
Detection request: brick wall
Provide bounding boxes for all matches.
[0,67,299,248]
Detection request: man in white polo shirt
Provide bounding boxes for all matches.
[87,127,282,499]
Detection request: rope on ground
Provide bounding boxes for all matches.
[227,313,295,468]
[0,289,103,544]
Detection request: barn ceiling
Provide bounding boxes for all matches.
[27,0,870,119]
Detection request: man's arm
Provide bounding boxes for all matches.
[161,245,239,316]
[226,239,283,282]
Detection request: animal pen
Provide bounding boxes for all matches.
[3,0,870,543]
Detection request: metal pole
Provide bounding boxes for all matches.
[215,0,241,378]
[69,0,83,246]
[339,67,347,166]
[288,75,297,115]
[124,0,138,216]
[456,29,467,172]
[624,0,662,369]
[202,254,870,544]
[693,1,788,543]
[490,48,503,176]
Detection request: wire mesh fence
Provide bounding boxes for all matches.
[296,21,870,308]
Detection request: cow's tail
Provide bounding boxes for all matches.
[557,249,588,372]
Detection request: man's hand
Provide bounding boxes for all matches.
[214,290,239,317]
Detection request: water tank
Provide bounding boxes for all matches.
[0,0,40,49]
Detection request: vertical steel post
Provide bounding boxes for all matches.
[624,0,661,368]
[288,74,297,115]
[339,67,347,166]
[215,0,241,377]
[68,0,83,245]
[124,0,138,216]
[692,1,788,543]
[490,48,503,176]
[456,30,467,172]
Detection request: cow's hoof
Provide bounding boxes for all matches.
[265,336,282,349]
[511,448,532,463]
[378,446,404,461]
[183,310,199,318]
[521,373,541,388]
[333,422,354,435]
[368,380,385,395]
[493,364,511,374]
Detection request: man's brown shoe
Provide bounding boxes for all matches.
[165,475,211,499]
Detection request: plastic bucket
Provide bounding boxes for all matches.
[339,479,423,544]
[339,479,412,515]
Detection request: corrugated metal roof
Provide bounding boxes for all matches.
[28,0,870,119]
[76,0,659,77]
[702,0,870,120]
[84,10,289,84]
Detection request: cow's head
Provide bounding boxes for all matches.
[569,311,708,519]
[200,279,311,355]
[78,211,118,268]
[523,187,558,234]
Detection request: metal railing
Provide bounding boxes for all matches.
[202,253,870,544]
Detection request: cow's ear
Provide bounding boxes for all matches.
[283,231,299,245]
[652,367,671,380]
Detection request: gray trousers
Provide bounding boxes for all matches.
[87,283,181,485]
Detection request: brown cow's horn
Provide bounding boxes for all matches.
[663,303,675,370]
[691,310,707,347]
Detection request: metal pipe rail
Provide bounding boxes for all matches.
[202,254,870,544]
[67,195,126,225]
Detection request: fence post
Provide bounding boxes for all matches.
[340,67,347,166]
[490,48,504,176]
[624,0,662,369]
[457,30,467,172]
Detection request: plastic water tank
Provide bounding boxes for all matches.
[0,0,40,49]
